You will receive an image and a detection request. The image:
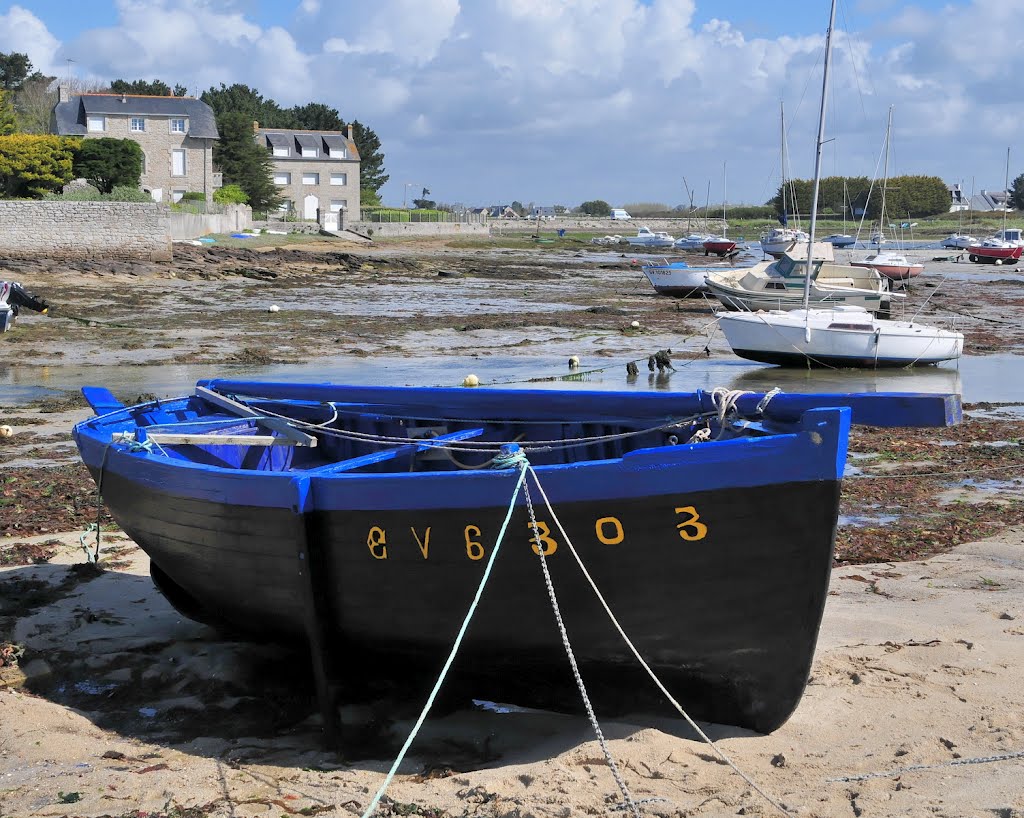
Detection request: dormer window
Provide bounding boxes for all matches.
[328,146,346,159]
[87,115,105,132]
[301,145,319,158]
[272,145,290,157]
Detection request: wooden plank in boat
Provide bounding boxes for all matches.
[194,385,318,447]
[114,431,298,447]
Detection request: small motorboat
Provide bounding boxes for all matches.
[967,238,1023,265]
[850,252,925,281]
[626,226,675,248]
[760,227,809,258]
[639,260,713,297]
[941,233,978,250]
[703,236,738,256]
[823,234,855,248]
[673,233,714,251]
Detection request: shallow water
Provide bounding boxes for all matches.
[3,351,1020,407]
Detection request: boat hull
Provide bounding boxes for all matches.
[703,240,738,256]
[640,263,711,297]
[850,261,923,281]
[968,246,1022,264]
[718,311,964,367]
[74,399,849,734]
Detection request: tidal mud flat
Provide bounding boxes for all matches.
[1,238,1023,817]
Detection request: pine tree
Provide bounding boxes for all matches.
[213,111,282,214]
[73,137,143,193]
[345,120,388,200]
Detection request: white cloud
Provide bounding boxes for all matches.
[6,0,1024,206]
[320,0,459,66]
[0,5,62,76]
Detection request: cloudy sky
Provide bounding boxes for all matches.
[1,0,1020,210]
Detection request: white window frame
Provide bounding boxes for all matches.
[328,147,347,159]
[273,172,291,185]
[329,172,346,186]
[277,200,293,213]
[171,189,187,203]
[170,118,187,134]
[301,172,320,185]
[171,149,187,177]
[87,115,105,132]
[329,200,346,212]
[130,117,145,132]
[272,146,290,158]
[300,146,319,158]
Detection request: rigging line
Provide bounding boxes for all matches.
[526,466,794,818]
[837,0,871,122]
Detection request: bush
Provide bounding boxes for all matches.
[213,183,248,205]
[108,185,152,202]
[180,191,206,202]
[46,185,101,201]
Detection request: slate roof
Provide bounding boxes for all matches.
[255,128,360,161]
[52,94,219,138]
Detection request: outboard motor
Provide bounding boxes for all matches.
[0,281,50,332]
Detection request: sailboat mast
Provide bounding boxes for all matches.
[802,0,838,313]
[1003,147,1010,235]
[878,105,893,246]
[780,101,787,226]
[723,161,728,239]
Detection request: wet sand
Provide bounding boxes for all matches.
[2,237,1024,817]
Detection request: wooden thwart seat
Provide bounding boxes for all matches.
[304,428,486,475]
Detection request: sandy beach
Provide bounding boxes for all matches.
[2,524,1022,817]
[2,236,1023,817]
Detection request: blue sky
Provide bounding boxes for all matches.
[1,0,1017,210]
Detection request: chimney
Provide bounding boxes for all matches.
[57,84,71,103]
[347,124,353,141]
[121,94,127,103]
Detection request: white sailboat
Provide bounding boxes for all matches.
[760,103,810,258]
[717,0,963,369]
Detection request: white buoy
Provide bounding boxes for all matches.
[568,355,580,369]
[463,374,480,387]
[268,304,280,313]
[630,320,640,328]
[0,425,12,438]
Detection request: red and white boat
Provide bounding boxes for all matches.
[703,236,738,256]
[967,238,1023,265]
[851,251,925,281]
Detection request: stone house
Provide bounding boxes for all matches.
[51,89,220,203]
[254,126,361,229]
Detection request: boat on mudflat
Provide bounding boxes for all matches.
[850,252,925,281]
[967,238,1022,265]
[703,236,738,256]
[718,306,963,368]
[639,260,713,297]
[73,379,960,734]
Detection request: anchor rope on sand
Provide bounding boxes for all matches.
[359,448,529,818]
[525,465,794,818]
[520,462,642,818]
[826,748,1024,783]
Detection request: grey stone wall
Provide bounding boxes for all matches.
[0,201,172,261]
[169,205,252,240]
